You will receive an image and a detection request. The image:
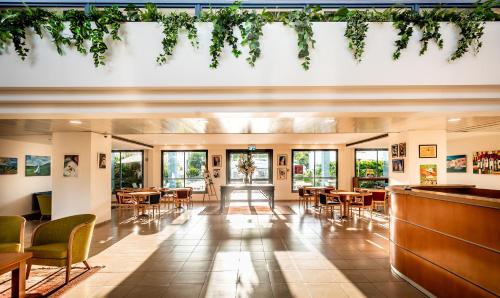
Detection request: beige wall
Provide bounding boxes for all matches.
[447,132,500,190]
[148,144,355,200]
[0,139,52,216]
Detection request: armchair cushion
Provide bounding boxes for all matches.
[26,243,68,259]
[0,243,21,253]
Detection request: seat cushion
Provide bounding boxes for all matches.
[0,243,21,253]
[25,243,68,259]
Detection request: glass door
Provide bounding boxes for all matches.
[227,149,273,184]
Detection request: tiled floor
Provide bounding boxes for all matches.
[55,201,424,298]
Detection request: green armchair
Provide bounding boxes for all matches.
[25,214,96,283]
[37,194,52,220]
[0,216,26,253]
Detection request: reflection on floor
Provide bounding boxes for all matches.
[59,202,423,298]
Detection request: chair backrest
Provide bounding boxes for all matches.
[148,193,161,204]
[37,195,52,216]
[0,216,25,248]
[319,193,327,205]
[362,194,373,205]
[176,189,189,199]
[372,191,386,202]
[298,187,304,197]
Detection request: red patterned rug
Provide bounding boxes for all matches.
[200,205,295,215]
[0,265,103,298]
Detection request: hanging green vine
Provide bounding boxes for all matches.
[0,1,498,69]
[344,10,369,63]
[157,12,199,65]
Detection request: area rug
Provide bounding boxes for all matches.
[199,205,295,215]
[0,265,103,298]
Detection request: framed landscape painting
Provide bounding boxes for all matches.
[25,155,51,176]
[0,157,18,175]
[447,155,467,173]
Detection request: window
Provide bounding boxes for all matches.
[227,149,273,184]
[354,149,389,188]
[292,149,338,191]
[161,150,208,192]
[112,151,144,191]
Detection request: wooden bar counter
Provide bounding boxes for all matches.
[387,185,500,298]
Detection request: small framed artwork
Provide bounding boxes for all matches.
[63,155,79,177]
[392,159,404,173]
[391,144,399,158]
[212,155,222,168]
[25,155,51,176]
[98,153,106,169]
[294,164,304,174]
[419,145,437,158]
[213,168,220,178]
[278,154,287,166]
[447,155,467,173]
[278,168,287,180]
[420,164,437,185]
[398,143,406,157]
[0,157,18,175]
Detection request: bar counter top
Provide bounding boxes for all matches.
[387,184,500,209]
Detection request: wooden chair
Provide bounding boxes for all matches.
[116,192,136,210]
[371,190,388,214]
[186,187,194,207]
[350,193,373,219]
[0,216,26,253]
[318,193,342,219]
[160,189,175,209]
[298,187,314,208]
[174,189,190,209]
[139,193,162,217]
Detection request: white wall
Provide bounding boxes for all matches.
[0,23,499,88]
[149,144,354,201]
[447,132,500,189]
[388,130,447,186]
[52,132,111,223]
[0,139,52,216]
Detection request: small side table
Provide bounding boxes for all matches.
[0,252,33,298]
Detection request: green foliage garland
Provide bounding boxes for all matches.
[0,1,498,69]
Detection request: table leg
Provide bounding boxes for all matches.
[220,190,224,213]
[12,261,26,298]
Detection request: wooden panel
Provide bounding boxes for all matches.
[390,193,406,221]
[403,194,500,251]
[392,244,496,298]
[393,219,500,295]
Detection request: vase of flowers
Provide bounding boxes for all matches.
[237,153,255,184]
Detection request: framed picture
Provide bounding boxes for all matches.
[392,159,404,173]
[398,143,406,157]
[391,144,399,158]
[278,154,287,166]
[0,157,18,175]
[63,155,79,177]
[212,155,222,168]
[473,151,500,175]
[420,164,437,185]
[25,155,51,176]
[213,168,220,178]
[419,145,437,158]
[278,168,287,180]
[98,153,106,169]
[447,155,467,173]
[294,164,304,174]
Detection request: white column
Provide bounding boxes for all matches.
[52,132,111,224]
[389,130,447,186]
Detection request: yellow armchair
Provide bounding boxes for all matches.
[25,214,96,283]
[0,216,26,253]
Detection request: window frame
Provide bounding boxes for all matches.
[112,150,144,191]
[226,149,273,185]
[291,149,339,193]
[354,148,389,178]
[160,150,208,193]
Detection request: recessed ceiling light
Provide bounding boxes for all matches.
[69,120,82,125]
[448,118,461,122]
[326,119,336,123]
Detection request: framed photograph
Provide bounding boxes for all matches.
[391,144,399,158]
[473,151,500,175]
[0,157,18,175]
[98,153,106,169]
[447,155,467,173]
[392,159,404,173]
[213,168,220,178]
[63,155,79,177]
[294,164,304,174]
[420,164,437,185]
[278,154,287,166]
[398,143,406,157]
[278,168,287,180]
[25,155,51,176]
[419,145,437,158]
[212,155,222,168]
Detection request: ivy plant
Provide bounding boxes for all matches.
[344,9,369,63]
[239,10,268,67]
[281,7,317,70]
[157,12,199,65]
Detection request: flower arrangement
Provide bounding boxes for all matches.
[237,153,256,183]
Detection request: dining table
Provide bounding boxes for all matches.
[0,252,32,298]
[128,191,161,217]
[329,191,371,219]
[304,186,326,207]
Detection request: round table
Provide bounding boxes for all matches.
[329,191,369,219]
[304,186,327,207]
